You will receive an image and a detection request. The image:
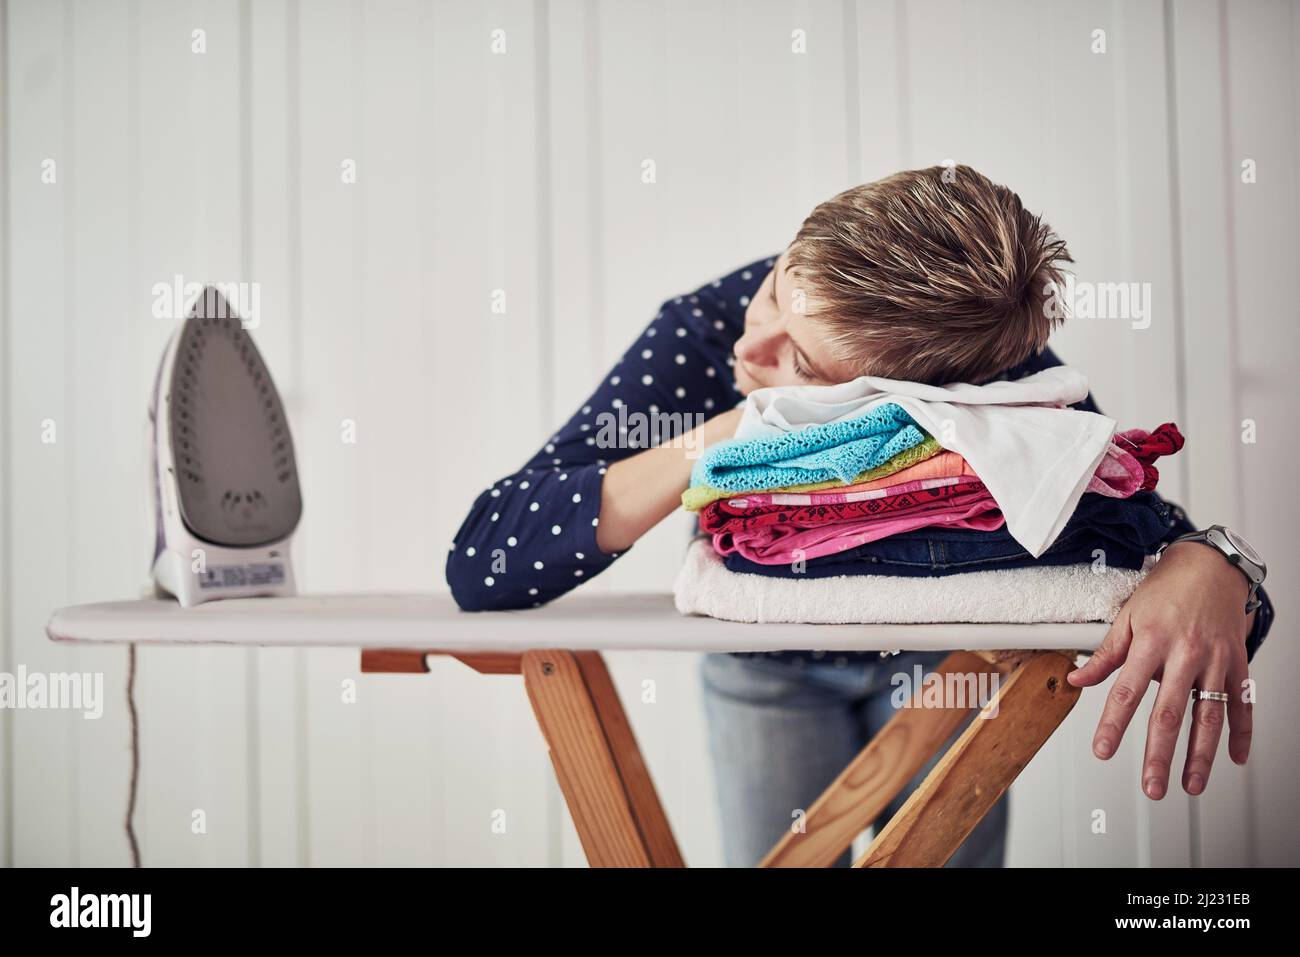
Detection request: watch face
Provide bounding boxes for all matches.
[1223,528,1262,566]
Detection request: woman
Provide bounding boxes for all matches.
[446,168,1272,866]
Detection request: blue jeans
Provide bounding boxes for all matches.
[699,650,1009,868]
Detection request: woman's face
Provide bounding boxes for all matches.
[732,248,860,394]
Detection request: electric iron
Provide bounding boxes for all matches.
[148,287,302,606]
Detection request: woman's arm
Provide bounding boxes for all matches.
[1007,344,1270,795]
[1008,344,1272,662]
[595,407,740,554]
[1011,345,1272,797]
[445,257,771,611]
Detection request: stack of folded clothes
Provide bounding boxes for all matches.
[673,366,1185,625]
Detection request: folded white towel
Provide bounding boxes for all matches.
[673,538,1151,625]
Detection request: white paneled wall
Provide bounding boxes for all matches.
[2,0,1297,868]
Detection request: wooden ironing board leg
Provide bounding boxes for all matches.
[854,649,1081,868]
[520,649,684,867]
[760,650,1006,868]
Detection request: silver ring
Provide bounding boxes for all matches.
[1191,689,1230,704]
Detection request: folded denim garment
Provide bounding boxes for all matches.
[722,490,1175,579]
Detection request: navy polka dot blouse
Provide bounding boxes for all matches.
[445,254,1273,664]
[445,254,766,613]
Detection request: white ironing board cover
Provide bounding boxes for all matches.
[46,593,1106,653]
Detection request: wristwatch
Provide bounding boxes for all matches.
[1155,525,1267,613]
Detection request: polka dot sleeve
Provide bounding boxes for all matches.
[444,255,774,610]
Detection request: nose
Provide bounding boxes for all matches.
[734,316,785,371]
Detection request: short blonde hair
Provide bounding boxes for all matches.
[787,165,1072,385]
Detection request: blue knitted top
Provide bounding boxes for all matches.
[445,254,1273,664]
[690,403,926,492]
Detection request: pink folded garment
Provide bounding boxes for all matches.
[713,490,1006,565]
[1088,442,1145,498]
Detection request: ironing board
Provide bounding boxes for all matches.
[47,593,1100,867]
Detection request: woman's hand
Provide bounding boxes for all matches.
[594,406,742,554]
[1066,540,1255,799]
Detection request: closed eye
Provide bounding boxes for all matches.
[792,353,815,381]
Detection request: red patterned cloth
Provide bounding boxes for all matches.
[699,481,989,535]
[1115,422,1185,491]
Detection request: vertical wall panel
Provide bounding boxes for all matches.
[8,0,77,866]
[66,0,135,867]
[131,0,252,866]
[246,0,307,867]
[0,0,12,869]
[544,0,606,436]
[1166,0,1251,868]
[295,0,553,866]
[354,0,441,868]
[1104,0,1194,869]
[542,0,627,864]
[418,0,552,866]
[851,0,908,179]
[295,0,369,865]
[356,0,552,868]
[1218,0,1299,867]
